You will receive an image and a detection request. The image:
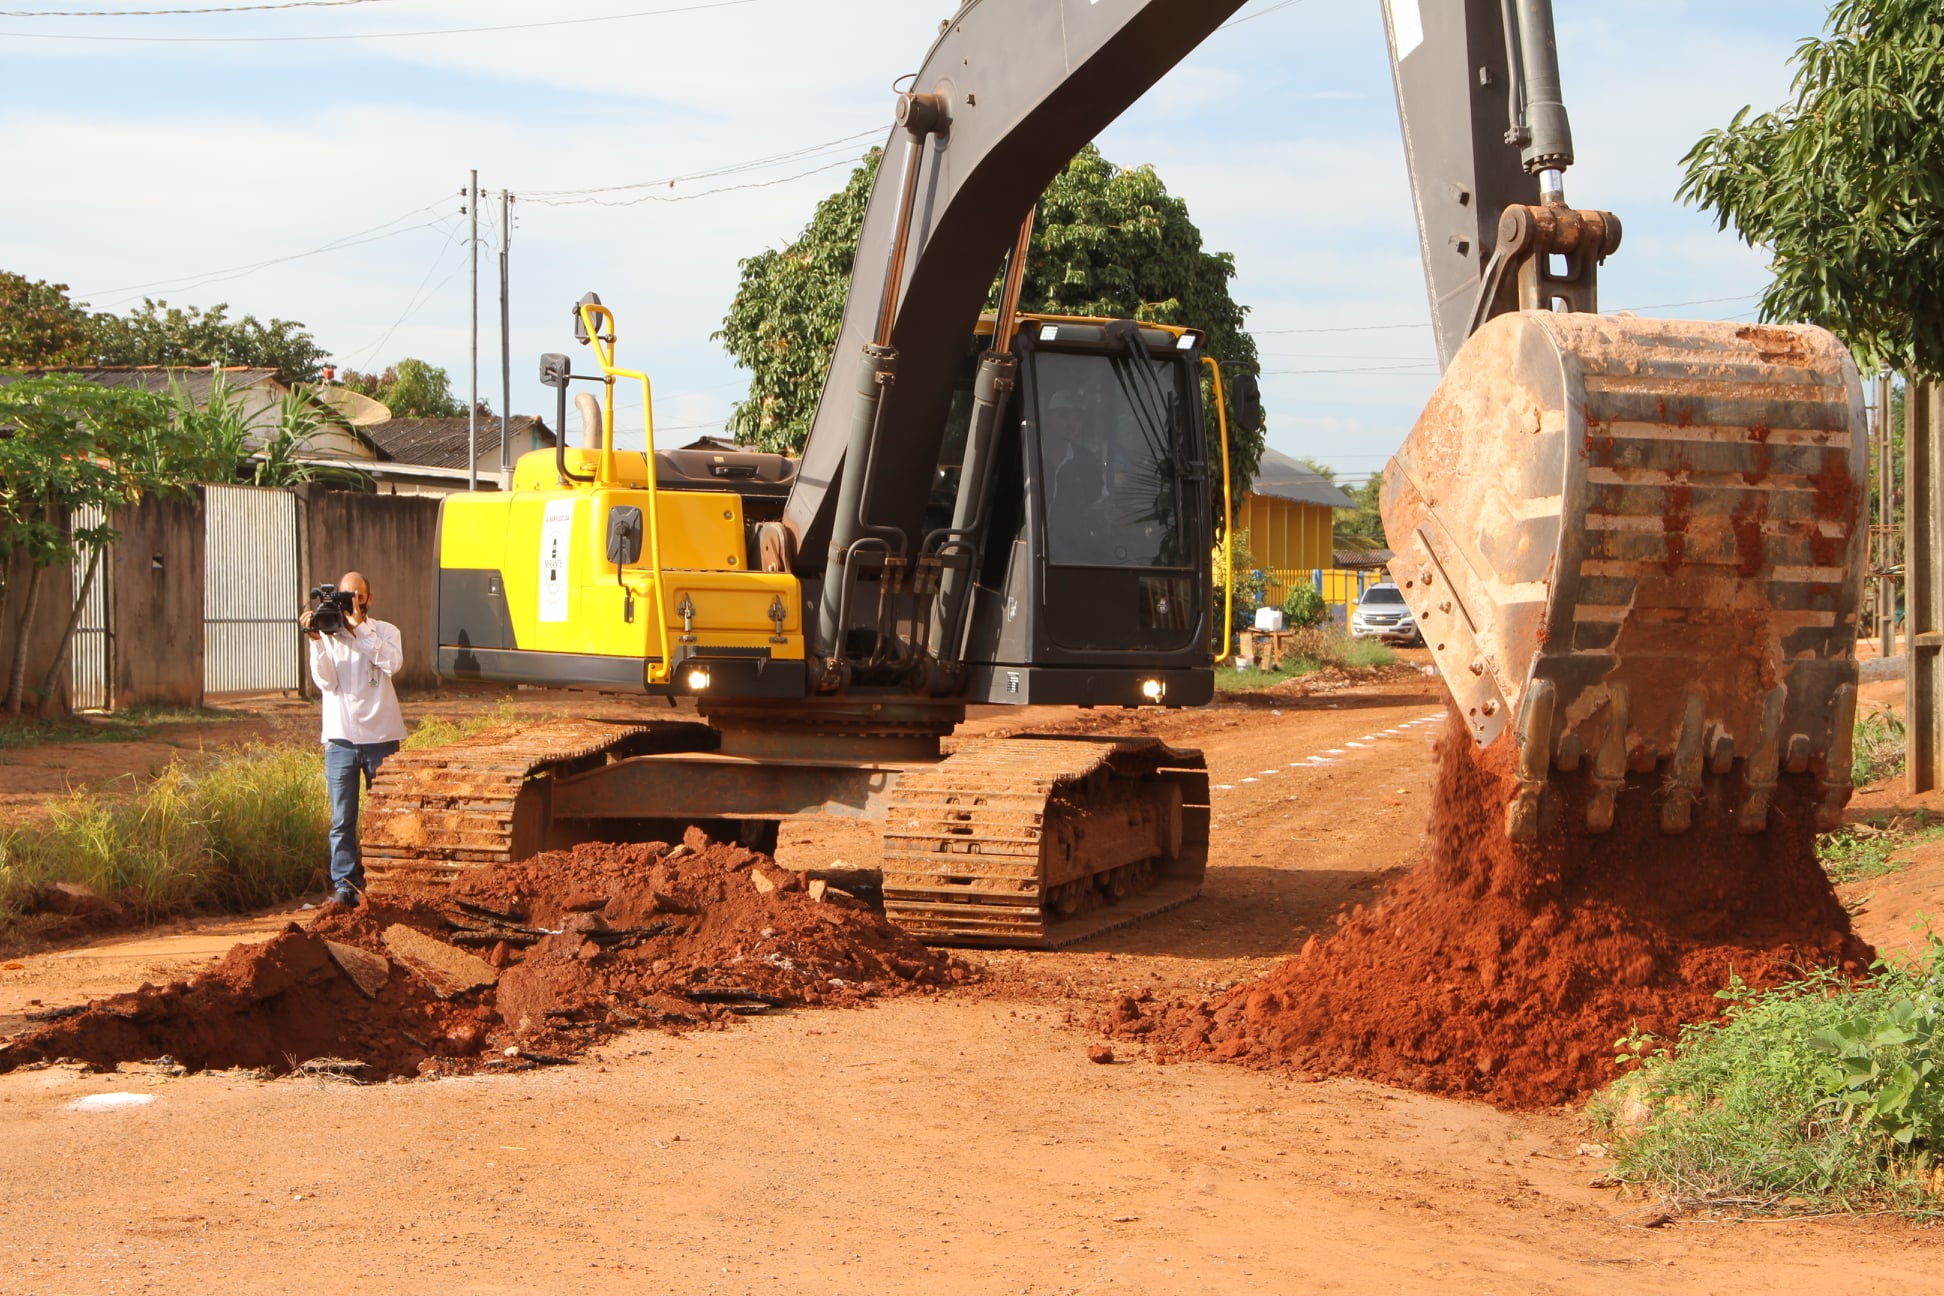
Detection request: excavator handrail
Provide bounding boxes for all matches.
[1202,355,1234,665]
[577,301,674,685]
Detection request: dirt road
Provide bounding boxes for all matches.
[2,677,1940,1293]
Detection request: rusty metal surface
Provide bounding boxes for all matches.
[881,735,1209,948]
[1382,311,1866,839]
[361,719,697,888]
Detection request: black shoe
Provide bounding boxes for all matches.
[331,886,361,907]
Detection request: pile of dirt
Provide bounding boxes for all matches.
[1110,713,1874,1107]
[0,828,969,1080]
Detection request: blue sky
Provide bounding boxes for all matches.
[1,0,1831,487]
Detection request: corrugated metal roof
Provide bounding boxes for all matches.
[359,416,555,469]
[1248,448,1358,509]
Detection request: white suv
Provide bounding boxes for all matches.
[1350,582,1420,645]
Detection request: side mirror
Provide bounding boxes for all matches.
[573,290,603,345]
[1229,372,1264,434]
[606,506,644,567]
[539,353,571,388]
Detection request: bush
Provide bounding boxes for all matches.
[1282,584,1327,628]
[1592,940,1944,1214]
[0,745,329,923]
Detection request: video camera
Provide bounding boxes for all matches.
[305,583,357,636]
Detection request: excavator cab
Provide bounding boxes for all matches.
[950,315,1216,706]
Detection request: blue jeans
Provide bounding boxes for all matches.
[324,739,400,892]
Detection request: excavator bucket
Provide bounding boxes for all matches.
[1382,311,1866,841]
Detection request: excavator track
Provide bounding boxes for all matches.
[361,719,698,888]
[880,735,1209,948]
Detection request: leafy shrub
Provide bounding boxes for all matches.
[1592,939,1944,1213]
[1282,584,1328,628]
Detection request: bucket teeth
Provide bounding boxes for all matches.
[1585,685,1629,834]
[1658,693,1708,835]
[1738,687,1787,834]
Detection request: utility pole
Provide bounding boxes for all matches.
[467,168,480,493]
[499,189,513,479]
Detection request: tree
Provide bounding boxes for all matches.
[1678,0,1944,376]
[0,377,205,715]
[0,271,93,369]
[716,145,1266,496]
[89,298,329,385]
[1334,475,1385,552]
[337,358,469,418]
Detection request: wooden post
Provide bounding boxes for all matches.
[1907,378,1943,791]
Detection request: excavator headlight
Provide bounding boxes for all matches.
[684,666,712,691]
[1140,677,1166,702]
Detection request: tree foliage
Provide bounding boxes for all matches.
[0,377,216,713]
[89,298,329,386]
[0,271,93,369]
[337,357,469,418]
[1678,0,1944,375]
[716,145,1265,495]
[0,273,332,386]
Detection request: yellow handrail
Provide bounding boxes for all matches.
[1202,355,1235,664]
[577,301,674,685]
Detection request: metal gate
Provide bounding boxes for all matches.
[69,505,111,711]
[204,485,301,694]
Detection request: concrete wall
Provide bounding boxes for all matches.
[301,488,442,691]
[0,548,77,717]
[111,494,206,709]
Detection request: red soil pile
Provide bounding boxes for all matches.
[1111,713,1874,1107]
[0,828,968,1080]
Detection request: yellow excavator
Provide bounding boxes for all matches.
[363,0,1864,944]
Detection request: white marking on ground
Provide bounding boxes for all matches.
[1241,777,1259,783]
[1326,748,1345,755]
[67,1093,155,1112]
[1347,742,1370,748]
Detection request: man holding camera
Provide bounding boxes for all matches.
[300,570,405,907]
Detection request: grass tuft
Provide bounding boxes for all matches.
[0,745,329,925]
[1853,707,1906,787]
[1591,939,1944,1217]
[402,697,524,751]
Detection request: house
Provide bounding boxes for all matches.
[356,415,557,495]
[1236,447,1356,606]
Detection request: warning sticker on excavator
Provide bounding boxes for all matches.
[538,499,576,623]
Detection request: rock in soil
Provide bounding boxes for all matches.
[0,827,971,1081]
[1114,710,1873,1108]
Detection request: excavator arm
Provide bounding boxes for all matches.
[782,0,1248,664]
[1377,0,1866,841]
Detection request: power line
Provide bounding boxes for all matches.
[0,0,760,41]
[4,0,405,14]
[79,198,452,305]
[523,155,865,209]
[1217,0,1315,30]
[524,127,885,201]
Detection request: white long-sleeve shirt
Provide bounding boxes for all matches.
[308,618,407,745]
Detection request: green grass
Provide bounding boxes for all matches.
[1853,707,1907,787]
[1218,625,1400,691]
[1339,637,1398,668]
[1214,660,1321,693]
[1819,813,1944,885]
[0,744,329,924]
[1590,941,1944,1216]
[401,697,525,751]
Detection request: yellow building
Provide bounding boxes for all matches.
[1236,448,1356,608]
